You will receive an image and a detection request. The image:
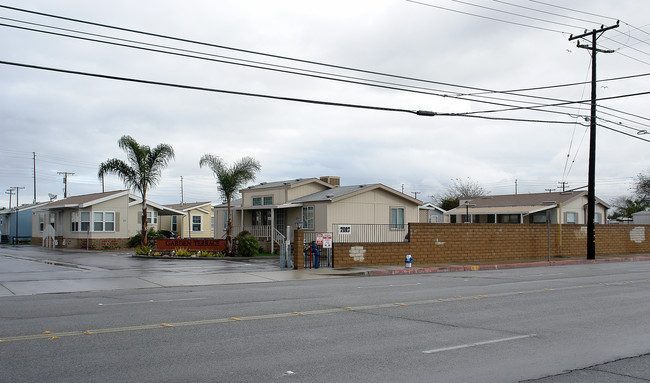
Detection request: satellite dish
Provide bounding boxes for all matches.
[48,193,58,201]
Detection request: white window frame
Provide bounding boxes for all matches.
[210,216,214,232]
[566,212,577,224]
[171,215,178,232]
[594,212,602,224]
[390,207,405,230]
[252,197,262,206]
[71,211,79,232]
[263,196,273,205]
[39,213,45,232]
[147,211,158,225]
[80,211,91,232]
[302,206,314,230]
[93,211,115,232]
[192,215,202,232]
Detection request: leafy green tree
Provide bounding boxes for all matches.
[199,155,261,255]
[98,135,175,247]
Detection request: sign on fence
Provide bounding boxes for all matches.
[338,224,351,235]
[322,232,332,248]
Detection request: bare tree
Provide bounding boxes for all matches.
[431,178,488,210]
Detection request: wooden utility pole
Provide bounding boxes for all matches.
[57,171,75,198]
[569,22,619,260]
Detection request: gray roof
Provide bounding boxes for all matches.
[164,202,212,211]
[39,190,126,209]
[243,178,331,191]
[290,184,376,203]
[447,191,610,214]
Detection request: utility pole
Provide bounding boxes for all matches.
[33,152,37,203]
[569,21,619,261]
[558,181,569,192]
[9,186,25,244]
[5,188,14,208]
[180,176,184,205]
[57,171,75,198]
[412,191,420,199]
[515,179,518,195]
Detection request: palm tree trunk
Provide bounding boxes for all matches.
[226,198,232,255]
[141,190,148,247]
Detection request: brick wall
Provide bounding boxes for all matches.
[331,223,650,267]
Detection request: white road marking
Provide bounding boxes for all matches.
[423,334,536,354]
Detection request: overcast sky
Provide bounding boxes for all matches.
[1,0,649,208]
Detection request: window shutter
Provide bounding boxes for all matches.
[115,212,120,232]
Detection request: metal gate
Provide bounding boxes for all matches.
[302,232,333,268]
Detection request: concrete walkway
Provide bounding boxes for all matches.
[2,245,650,296]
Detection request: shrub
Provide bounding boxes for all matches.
[135,246,153,255]
[174,248,193,257]
[128,228,165,248]
[198,251,226,257]
[235,232,260,257]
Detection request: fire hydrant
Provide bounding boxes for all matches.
[405,254,413,268]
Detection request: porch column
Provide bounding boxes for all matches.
[270,207,275,250]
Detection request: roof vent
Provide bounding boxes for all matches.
[260,182,266,185]
[326,194,334,199]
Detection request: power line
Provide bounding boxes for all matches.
[2,5,646,124]
[405,0,568,34]
[0,59,434,116]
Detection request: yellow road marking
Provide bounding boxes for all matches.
[1,278,647,343]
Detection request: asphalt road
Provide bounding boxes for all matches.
[1,248,650,382]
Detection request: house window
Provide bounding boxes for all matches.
[566,212,577,224]
[192,215,202,232]
[92,212,115,232]
[71,211,79,231]
[594,213,601,224]
[499,214,520,224]
[171,216,178,232]
[532,213,547,224]
[302,206,314,230]
[147,211,158,225]
[39,213,45,232]
[104,212,115,231]
[210,216,214,232]
[263,196,273,205]
[223,211,228,230]
[390,207,405,229]
[252,197,262,206]
[80,212,90,232]
[93,212,104,231]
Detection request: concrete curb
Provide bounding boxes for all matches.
[364,256,650,277]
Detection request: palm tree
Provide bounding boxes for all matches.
[98,135,175,247]
[199,155,261,255]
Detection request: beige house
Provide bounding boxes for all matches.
[160,202,214,239]
[446,191,610,224]
[214,177,422,247]
[31,190,184,248]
